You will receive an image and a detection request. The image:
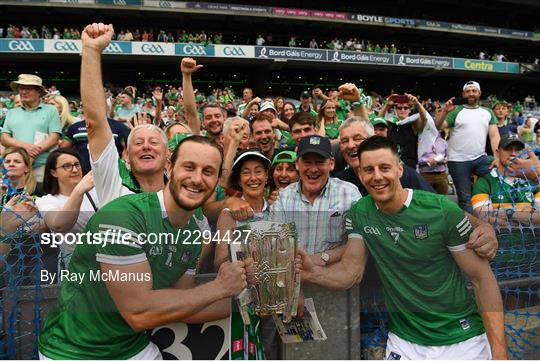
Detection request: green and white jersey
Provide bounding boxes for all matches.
[345,189,485,346]
[445,105,497,161]
[38,190,205,359]
[472,168,540,212]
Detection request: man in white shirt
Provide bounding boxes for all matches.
[435,81,500,212]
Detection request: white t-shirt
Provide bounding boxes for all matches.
[90,137,134,206]
[36,188,99,252]
[446,106,497,162]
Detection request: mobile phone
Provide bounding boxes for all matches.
[452,97,469,105]
[391,95,409,104]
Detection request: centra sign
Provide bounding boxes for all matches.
[464,60,493,71]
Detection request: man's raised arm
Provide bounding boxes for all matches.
[81,23,115,162]
[181,57,202,135]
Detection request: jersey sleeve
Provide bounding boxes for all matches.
[445,106,461,128]
[90,136,124,206]
[441,196,473,252]
[471,176,492,210]
[87,199,147,266]
[344,206,363,241]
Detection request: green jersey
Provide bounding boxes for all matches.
[345,189,484,346]
[472,168,539,265]
[38,191,204,359]
[324,120,342,139]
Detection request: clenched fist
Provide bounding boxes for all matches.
[216,260,247,297]
[81,23,114,52]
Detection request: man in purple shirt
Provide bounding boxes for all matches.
[418,135,449,195]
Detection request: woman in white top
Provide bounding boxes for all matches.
[36,148,98,270]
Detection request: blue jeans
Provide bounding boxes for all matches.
[448,154,492,212]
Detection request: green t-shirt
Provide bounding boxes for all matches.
[38,191,204,359]
[324,120,342,139]
[1,103,62,167]
[345,189,484,346]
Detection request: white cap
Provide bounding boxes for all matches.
[463,81,481,92]
[526,113,533,117]
[259,101,276,113]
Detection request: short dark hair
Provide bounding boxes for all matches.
[356,136,399,163]
[43,148,82,195]
[250,112,273,132]
[170,135,224,177]
[289,112,316,130]
[201,103,224,114]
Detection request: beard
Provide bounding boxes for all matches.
[168,171,216,211]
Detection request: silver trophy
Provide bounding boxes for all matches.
[230,221,300,324]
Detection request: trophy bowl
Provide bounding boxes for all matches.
[231,221,300,323]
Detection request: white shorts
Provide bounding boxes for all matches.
[385,332,492,360]
[39,341,163,360]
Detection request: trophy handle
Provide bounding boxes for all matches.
[283,234,301,323]
[229,241,252,325]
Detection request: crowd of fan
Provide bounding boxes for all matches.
[3,24,538,63]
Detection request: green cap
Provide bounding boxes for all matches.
[271,150,297,166]
[371,117,388,127]
[167,133,192,152]
[491,99,510,109]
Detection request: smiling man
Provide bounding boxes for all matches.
[435,81,501,212]
[251,112,277,160]
[300,136,506,360]
[38,135,249,360]
[271,135,360,265]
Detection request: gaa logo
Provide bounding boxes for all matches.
[183,44,207,56]
[54,41,80,52]
[8,40,35,51]
[104,42,125,53]
[224,46,246,56]
[142,43,165,54]
[363,226,381,235]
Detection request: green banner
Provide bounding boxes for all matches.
[453,58,519,73]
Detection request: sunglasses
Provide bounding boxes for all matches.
[396,106,411,110]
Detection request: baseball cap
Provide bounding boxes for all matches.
[300,90,311,99]
[371,117,388,128]
[259,101,276,113]
[526,113,533,118]
[499,133,525,149]
[271,150,297,166]
[463,81,481,92]
[232,149,271,171]
[297,135,332,159]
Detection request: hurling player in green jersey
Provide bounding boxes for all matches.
[38,133,250,359]
[299,136,506,359]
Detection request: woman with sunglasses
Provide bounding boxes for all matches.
[35,148,97,270]
[379,93,428,168]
